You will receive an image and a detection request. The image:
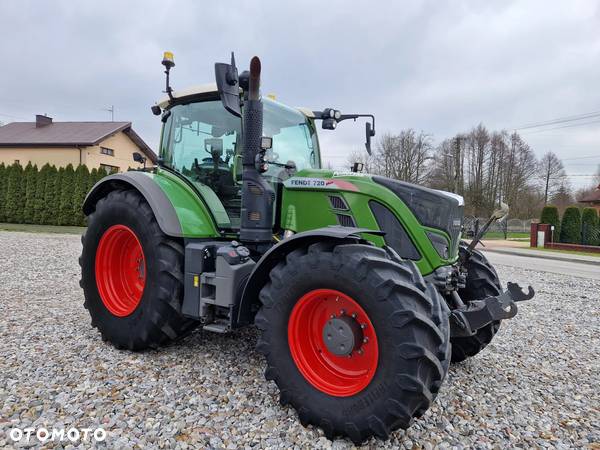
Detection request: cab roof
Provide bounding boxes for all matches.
[156,83,314,118]
[157,83,218,108]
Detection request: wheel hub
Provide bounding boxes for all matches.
[95,224,146,317]
[323,315,363,356]
[287,288,379,397]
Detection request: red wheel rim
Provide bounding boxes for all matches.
[287,289,379,397]
[95,224,146,317]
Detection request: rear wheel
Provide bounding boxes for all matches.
[80,189,197,350]
[255,242,450,444]
[450,242,502,363]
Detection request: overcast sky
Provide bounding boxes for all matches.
[1,1,599,188]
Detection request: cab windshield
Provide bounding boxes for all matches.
[160,97,320,228]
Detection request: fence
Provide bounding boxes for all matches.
[463,216,532,239]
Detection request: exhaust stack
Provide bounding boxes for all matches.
[239,57,275,248]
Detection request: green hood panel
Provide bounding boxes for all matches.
[280,171,459,274]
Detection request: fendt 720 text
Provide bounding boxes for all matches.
[80,52,534,443]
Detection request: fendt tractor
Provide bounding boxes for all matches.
[80,52,534,443]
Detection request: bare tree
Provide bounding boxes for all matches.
[551,179,574,213]
[427,127,541,217]
[538,151,565,204]
[428,138,457,191]
[373,130,432,183]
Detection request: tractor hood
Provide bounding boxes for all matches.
[372,176,464,254]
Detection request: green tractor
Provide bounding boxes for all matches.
[80,52,534,443]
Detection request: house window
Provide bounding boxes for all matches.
[100,147,114,156]
[100,164,119,174]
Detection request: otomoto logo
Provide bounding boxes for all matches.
[8,426,107,444]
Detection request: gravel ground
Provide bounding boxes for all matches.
[0,231,598,449]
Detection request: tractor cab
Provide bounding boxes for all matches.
[156,85,321,229]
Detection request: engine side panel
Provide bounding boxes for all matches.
[280,170,458,275]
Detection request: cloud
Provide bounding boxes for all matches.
[1,0,599,187]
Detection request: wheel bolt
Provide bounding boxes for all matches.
[330,314,335,319]
[363,337,369,343]
[340,309,346,315]
[360,324,366,329]
[357,349,364,355]
[351,313,357,319]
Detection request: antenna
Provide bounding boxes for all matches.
[103,105,114,121]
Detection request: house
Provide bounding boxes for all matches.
[580,184,600,213]
[0,115,156,172]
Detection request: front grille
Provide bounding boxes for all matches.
[329,195,349,210]
[336,214,356,227]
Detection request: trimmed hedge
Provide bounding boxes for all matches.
[540,205,561,241]
[581,207,599,246]
[0,162,108,227]
[559,206,582,244]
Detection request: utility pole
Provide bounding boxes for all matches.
[103,105,114,121]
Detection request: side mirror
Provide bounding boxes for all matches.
[365,122,375,155]
[132,152,147,169]
[215,52,241,117]
[492,202,509,221]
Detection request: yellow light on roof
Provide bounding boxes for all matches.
[267,93,276,100]
[162,51,175,68]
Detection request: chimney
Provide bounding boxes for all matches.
[36,114,52,128]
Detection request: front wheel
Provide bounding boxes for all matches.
[80,189,197,350]
[450,242,502,363]
[255,242,450,444]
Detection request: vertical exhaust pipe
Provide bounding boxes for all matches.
[240,57,275,248]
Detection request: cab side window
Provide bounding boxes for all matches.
[162,100,242,226]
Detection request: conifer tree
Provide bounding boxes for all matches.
[72,164,90,226]
[540,205,560,241]
[88,168,99,191]
[6,162,24,223]
[581,207,599,246]
[59,164,75,225]
[33,164,51,224]
[42,166,58,225]
[23,163,38,224]
[48,167,65,225]
[0,163,6,222]
[559,206,582,244]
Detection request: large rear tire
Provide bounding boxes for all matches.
[450,242,502,363]
[80,189,197,350]
[255,242,450,444]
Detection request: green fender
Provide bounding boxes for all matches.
[235,226,384,327]
[83,170,220,238]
